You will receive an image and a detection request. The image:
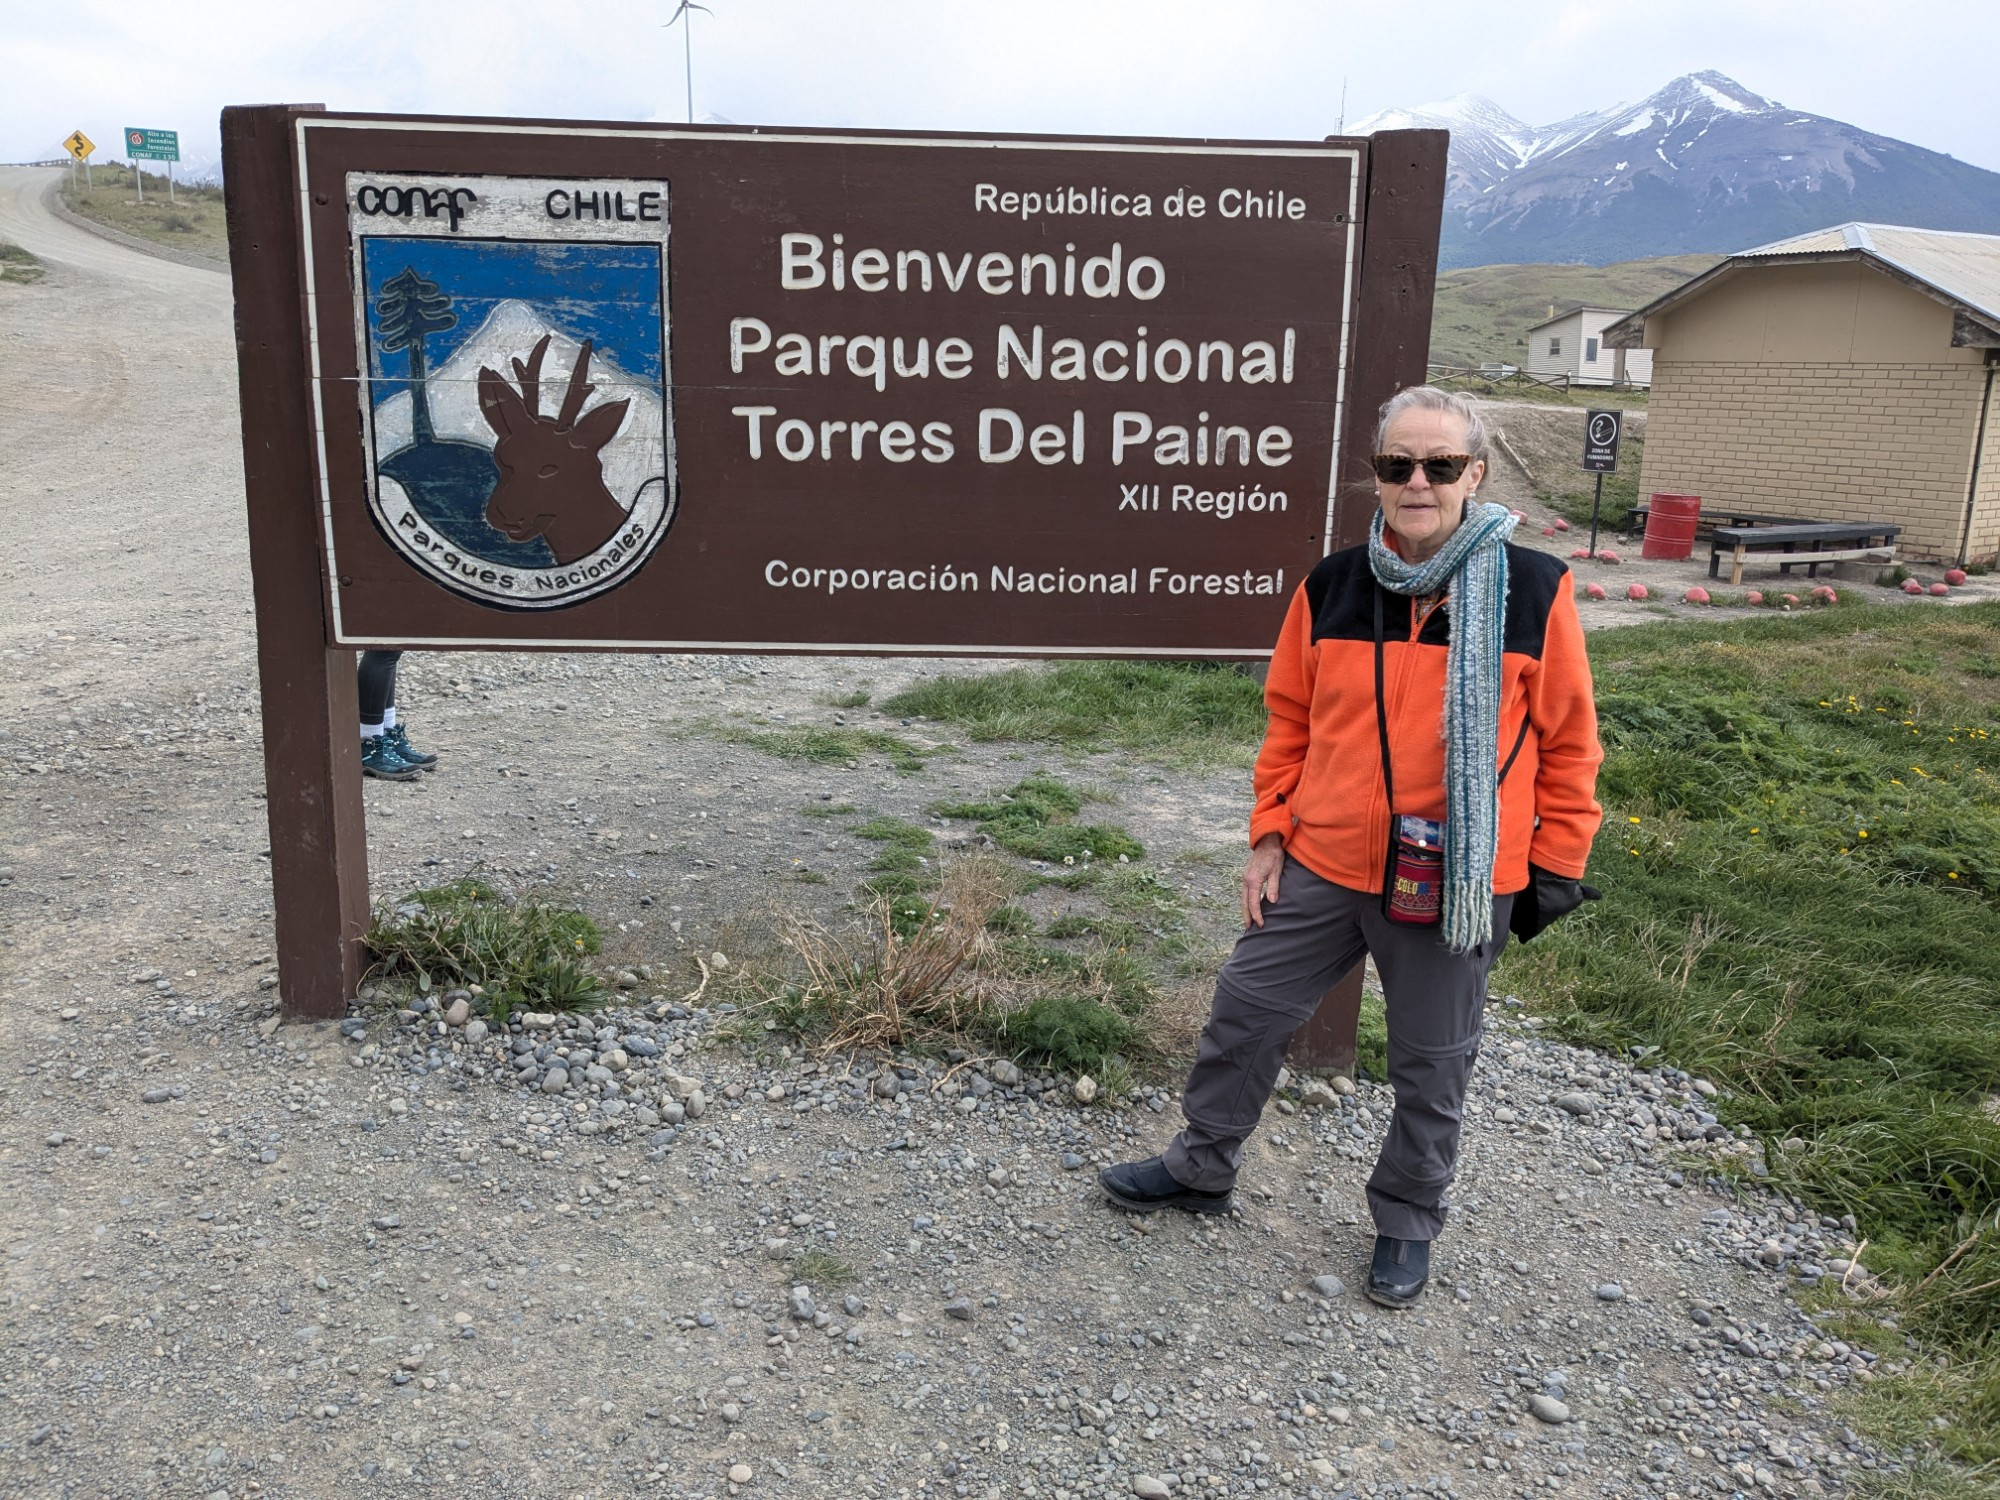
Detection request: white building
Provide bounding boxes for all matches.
[1523,305,1653,387]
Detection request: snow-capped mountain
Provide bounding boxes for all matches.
[1353,71,2000,267]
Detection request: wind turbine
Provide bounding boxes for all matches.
[666,0,712,126]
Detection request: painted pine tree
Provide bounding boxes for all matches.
[375,267,457,443]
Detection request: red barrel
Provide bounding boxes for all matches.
[1642,493,1703,561]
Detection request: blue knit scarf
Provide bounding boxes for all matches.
[1368,501,1517,952]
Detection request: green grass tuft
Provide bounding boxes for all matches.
[985,994,1143,1075]
[788,1248,857,1287]
[365,877,605,1025]
[984,905,1034,936]
[887,661,1266,767]
[725,724,940,774]
[935,775,1144,864]
[854,816,934,848]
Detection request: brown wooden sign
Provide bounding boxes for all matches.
[225,106,1446,1035]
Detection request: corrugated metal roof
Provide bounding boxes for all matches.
[1738,222,2000,325]
[1605,221,2000,349]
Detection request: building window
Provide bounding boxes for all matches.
[1585,337,1600,363]
[1548,338,1561,357]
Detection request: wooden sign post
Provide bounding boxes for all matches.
[221,105,1445,1071]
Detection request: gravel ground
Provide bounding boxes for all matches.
[0,165,1931,1499]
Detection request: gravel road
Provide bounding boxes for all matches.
[1,164,1923,1500]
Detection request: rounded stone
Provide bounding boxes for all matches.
[1528,1393,1572,1424]
[728,1463,754,1484]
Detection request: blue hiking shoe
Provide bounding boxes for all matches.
[360,735,420,781]
[382,723,437,769]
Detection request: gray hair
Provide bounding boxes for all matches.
[1372,385,1489,463]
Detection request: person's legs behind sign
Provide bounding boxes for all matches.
[358,650,436,780]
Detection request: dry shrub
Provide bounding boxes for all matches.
[1149,975,1216,1060]
[779,857,1011,1052]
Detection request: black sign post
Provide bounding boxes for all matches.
[1582,408,1622,556]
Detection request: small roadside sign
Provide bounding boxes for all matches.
[64,130,95,161]
[1581,409,1622,472]
[125,127,179,161]
[123,127,181,204]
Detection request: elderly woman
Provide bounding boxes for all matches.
[1101,386,1604,1308]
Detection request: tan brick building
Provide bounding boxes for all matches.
[1606,224,2000,564]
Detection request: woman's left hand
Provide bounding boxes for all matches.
[1242,833,1286,929]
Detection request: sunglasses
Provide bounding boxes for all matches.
[1371,453,1474,485]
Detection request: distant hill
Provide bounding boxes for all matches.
[1428,254,1720,368]
[1356,71,2000,268]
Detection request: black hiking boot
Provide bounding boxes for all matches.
[1098,1156,1234,1216]
[1366,1234,1431,1308]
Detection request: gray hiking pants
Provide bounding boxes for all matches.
[1163,855,1514,1241]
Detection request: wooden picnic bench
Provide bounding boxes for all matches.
[1624,504,1814,537]
[1708,522,1901,585]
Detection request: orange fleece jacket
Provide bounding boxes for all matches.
[1248,542,1604,895]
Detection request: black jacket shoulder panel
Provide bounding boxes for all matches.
[1502,544,1569,659]
[1304,539,1570,660]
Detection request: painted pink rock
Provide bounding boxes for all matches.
[1683,587,1711,604]
[1571,548,1593,560]
[1553,518,1571,531]
[1781,593,1800,608]
[1626,583,1649,601]
[1903,579,1926,594]
[1596,549,1621,563]
[1930,582,1951,596]
[1745,590,1764,605]
[1585,582,1607,601]
[1944,568,1968,586]
[1541,526,1557,537]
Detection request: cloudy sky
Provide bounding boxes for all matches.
[7,0,1996,175]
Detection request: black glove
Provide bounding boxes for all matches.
[1508,863,1602,944]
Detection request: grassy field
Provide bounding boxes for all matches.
[1498,602,2000,1468]
[1431,253,1720,369]
[903,604,2000,1475]
[57,165,228,261]
[0,242,45,285]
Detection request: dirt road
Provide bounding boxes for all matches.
[1,166,1910,1499]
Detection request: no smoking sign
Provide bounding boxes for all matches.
[1581,409,1621,473]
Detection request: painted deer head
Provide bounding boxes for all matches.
[477,334,631,566]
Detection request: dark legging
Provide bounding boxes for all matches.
[358,650,401,728]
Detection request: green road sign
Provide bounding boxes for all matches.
[124,127,179,161]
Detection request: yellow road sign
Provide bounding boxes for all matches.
[64,130,95,161]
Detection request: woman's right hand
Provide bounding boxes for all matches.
[1242,833,1286,929]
